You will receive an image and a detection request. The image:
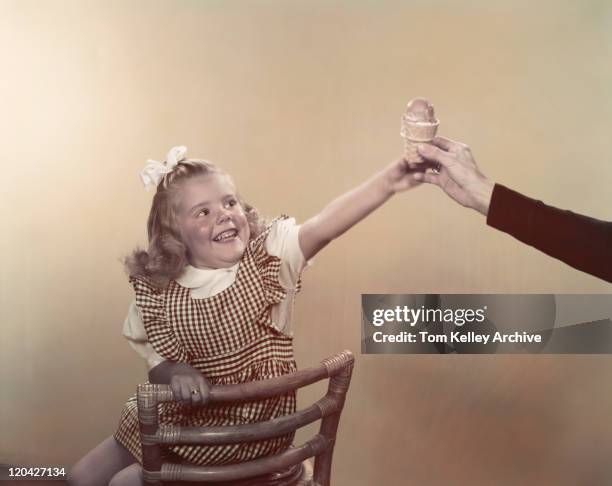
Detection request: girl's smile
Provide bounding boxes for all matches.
[176,173,250,269]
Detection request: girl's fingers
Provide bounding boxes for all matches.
[170,372,210,406]
[404,160,424,170]
[170,381,183,403]
[404,157,427,167]
[189,380,203,405]
[179,381,192,404]
[198,379,211,405]
[412,171,440,185]
[185,377,210,406]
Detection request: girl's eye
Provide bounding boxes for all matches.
[227,199,237,207]
[197,209,210,217]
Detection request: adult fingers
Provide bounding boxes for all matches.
[417,144,454,168]
[431,136,473,160]
[429,136,457,152]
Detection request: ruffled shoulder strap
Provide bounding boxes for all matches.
[128,275,190,363]
[248,215,289,250]
[247,215,290,305]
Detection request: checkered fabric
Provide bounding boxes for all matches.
[114,216,299,466]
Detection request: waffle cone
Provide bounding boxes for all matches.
[400,117,439,163]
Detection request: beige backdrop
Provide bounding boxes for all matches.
[1,1,611,485]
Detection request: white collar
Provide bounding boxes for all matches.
[176,263,239,288]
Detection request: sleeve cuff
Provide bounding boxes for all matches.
[122,301,168,370]
[146,352,167,371]
[486,183,538,238]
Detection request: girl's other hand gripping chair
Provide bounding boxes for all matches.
[137,350,354,486]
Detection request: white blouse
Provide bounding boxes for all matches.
[122,217,310,370]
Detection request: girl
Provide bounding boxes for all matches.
[68,145,422,486]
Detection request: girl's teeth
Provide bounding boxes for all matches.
[215,231,237,241]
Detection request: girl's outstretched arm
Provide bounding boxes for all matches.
[298,158,421,260]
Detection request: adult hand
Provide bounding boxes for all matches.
[413,137,495,216]
[169,362,211,406]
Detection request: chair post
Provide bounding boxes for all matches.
[138,384,163,486]
[313,351,354,486]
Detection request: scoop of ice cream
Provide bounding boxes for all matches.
[405,98,435,123]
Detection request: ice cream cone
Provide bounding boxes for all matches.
[401,98,439,164]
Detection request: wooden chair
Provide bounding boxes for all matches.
[137,350,354,486]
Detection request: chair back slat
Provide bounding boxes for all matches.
[151,404,322,445]
[156,435,329,483]
[152,364,330,404]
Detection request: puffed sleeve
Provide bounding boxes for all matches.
[129,275,191,363]
[263,216,312,291]
[248,216,296,305]
[122,300,167,370]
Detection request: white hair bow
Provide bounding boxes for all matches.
[140,145,188,190]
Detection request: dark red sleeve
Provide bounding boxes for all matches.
[486,184,612,283]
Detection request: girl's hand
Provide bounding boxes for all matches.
[384,157,425,195]
[169,362,211,406]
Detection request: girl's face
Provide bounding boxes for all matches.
[175,173,250,269]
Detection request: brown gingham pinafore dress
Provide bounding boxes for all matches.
[114,217,300,466]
